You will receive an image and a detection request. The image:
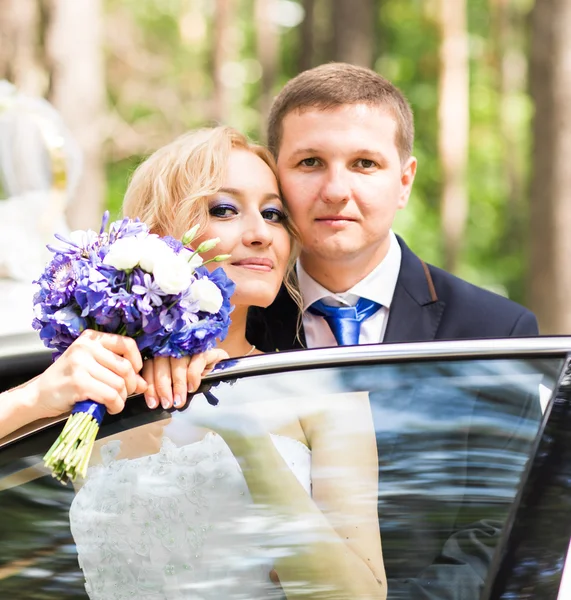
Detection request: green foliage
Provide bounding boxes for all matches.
[106,156,142,219]
[103,0,533,304]
[377,0,531,303]
[378,0,442,266]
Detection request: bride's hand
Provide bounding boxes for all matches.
[33,330,147,418]
[142,349,229,410]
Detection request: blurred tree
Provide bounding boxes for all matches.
[311,0,334,65]
[490,0,526,223]
[529,0,571,334]
[0,0,531,309]
[45,0,106,230]
[332,0,375,67]
[437,0,469,274]
[380,0,441,268]
[298,0,316,73]
[212,0,238,123]
[486,0,530,302]
[255,0,279,129]
[0,0,44,96]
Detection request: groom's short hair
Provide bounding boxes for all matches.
[267,62,414,164]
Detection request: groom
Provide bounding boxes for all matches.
[248,62,537,352]
[248,63,539,599]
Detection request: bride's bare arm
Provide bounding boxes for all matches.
[0,331,147,440]
[302,392,386,593]
[196,392,386,600]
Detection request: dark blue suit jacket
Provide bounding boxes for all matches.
[247,235,538,351]
[247,236,539,599]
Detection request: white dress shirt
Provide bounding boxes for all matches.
[298,230,402,348]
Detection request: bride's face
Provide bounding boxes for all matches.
[196,149,291,308]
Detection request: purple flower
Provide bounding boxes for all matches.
[33,254,77,308]
[108,216,148,243]
[159,307,177,332]
[99,210,110,235]
[33,214,235,370]
[132,271,164,313]
[162,236,184,253]
[53,306,88,336]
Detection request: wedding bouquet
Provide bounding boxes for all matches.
[32,212,235,483]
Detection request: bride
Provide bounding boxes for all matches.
[69,127,386,599]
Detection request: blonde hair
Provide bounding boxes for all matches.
[123,126,302,309]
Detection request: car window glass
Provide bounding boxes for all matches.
[0,356,564,599]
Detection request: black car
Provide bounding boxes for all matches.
[1,334,570,599]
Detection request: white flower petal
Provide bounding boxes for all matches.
[190,278,223,313]
[103,237,142,270]
[153,255,194,295]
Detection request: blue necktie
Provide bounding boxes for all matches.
[308,297,382,346]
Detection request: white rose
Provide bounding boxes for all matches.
[139,236,173,273]
[179,247,204,272]
[103,236,143,270]
[153,253,194,295]
[190,277,223,314]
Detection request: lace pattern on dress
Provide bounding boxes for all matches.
[70,432,311,600]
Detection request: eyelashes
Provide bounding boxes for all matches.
[299,158,320,168]
[261,207,287,223]
[208,201,286,224]
[297,157,381,169]
[209,203,237,218]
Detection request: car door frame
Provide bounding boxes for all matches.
[2,336,571,598]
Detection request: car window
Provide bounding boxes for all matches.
[0,354,565,599]
[482,355,571,600]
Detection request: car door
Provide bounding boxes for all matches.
[0,337,570,599]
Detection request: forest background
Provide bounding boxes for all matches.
[0,0,568,334]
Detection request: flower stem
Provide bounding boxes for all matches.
[43,411,100,484]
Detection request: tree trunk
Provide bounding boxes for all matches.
[298,0,316,73]
[490,0,527,238]
[529,0,571,334]
[0,0,43,95]
[211,0,236,124]
[255,0,279,131]
[437,0,469,274]
[313,0,334,65]
[45,0,106,230]
[331,0,374,67]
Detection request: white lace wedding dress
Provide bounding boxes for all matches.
[69,431,311,600]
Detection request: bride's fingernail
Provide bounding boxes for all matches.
[147,397,157,409]
[173,394,183,408]
[160,397,170,409]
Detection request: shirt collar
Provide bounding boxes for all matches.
[297,230,402,311]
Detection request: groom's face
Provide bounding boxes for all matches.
[276,103,416,270]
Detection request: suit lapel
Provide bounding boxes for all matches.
[383,236,445,343]
[380,238,446,465]
[266,285,306,350]
[264,236,444,349]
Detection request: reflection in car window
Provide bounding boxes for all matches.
[0,356,564,599]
